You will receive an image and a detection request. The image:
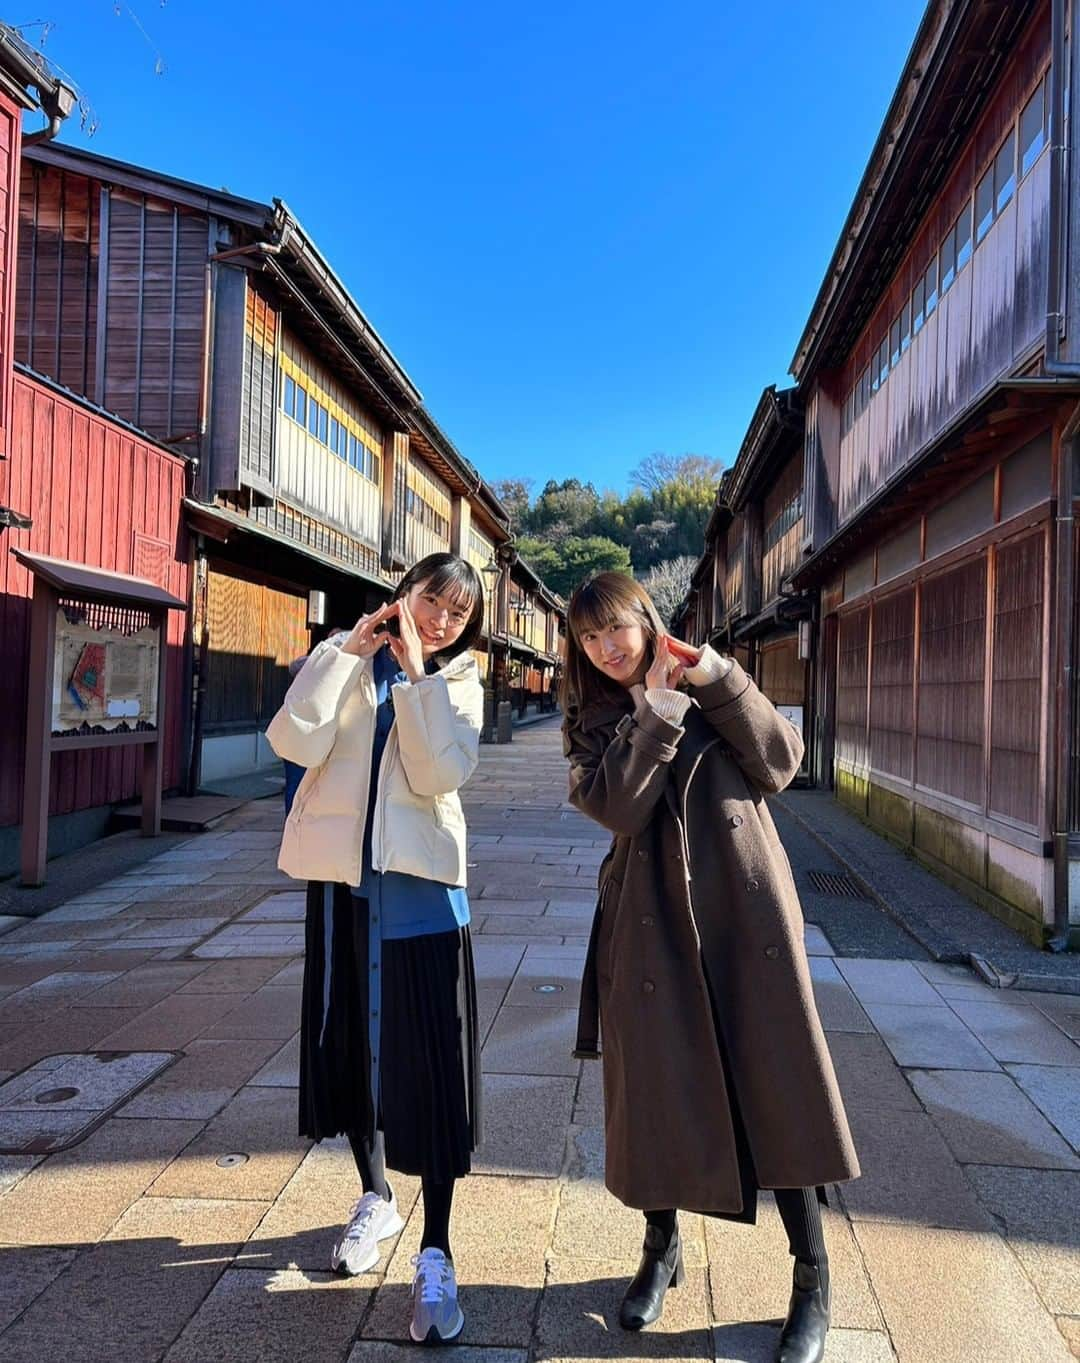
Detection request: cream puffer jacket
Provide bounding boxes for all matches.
[265,639,484,888]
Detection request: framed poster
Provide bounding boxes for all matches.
[51,607,161,734]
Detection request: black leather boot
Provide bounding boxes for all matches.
[618,1222,685,1330]
[777,1260,830,1363]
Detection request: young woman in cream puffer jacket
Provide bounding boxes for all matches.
[265,551,486,1347]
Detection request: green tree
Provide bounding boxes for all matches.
[517,533,630,599]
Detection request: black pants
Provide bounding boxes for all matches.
[646,1188,826,1269]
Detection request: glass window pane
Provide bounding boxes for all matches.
[318,405,328,444]
[995,129,1017,212]
[283,375,295,416]
[900,299,912,351]
[912,276,925,334]
[879,340,889,384]
[975,167,994,242]
[329,417,339,453]
[295,387,307,426]
[956,201,973,271]
[372,454,381,484]
[925,258,938,315]
[940,228,956,294]
[889,318,901,366]
[308,398,318,436]
[1020,80,1047,176]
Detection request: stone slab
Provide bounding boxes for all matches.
[472,1073,574,1177]
[0,1116,205,1245]
[161,1267,370,1363]
[840,1108,994,1230]
[148,1085,310,1202]
[948,1000,1080,1066]
[854,1220,1073,1362]
[826,1032,922,1113]
[861,1002,1000,1070]
[96,992,240,1051]
[908,1068,1080,1168]
[118,1037,281,1120]
[481,1006,580,1077]
[712,1325,896,1362]
[836,959,944,1006]
[1006,1063,1080,1150]
[0,1244,75,1333]
[201,986,303,1041]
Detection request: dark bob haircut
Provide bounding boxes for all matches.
[391,551,485,663]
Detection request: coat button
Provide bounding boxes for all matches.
[764,945,780,960]
[641,915,655,927]
[730,815,743,828]
[746,878,760,893]
[637,849,649,860]
[642,980,656,994]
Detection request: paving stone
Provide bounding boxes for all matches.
[472,942,527,988]
[840,1108,994,1230]
[0,970,125,1022]
[908,1068,1079,1169]
[481,1006,580,1076]
[0,1195,265,1363]
[477,914,587,938]
[854,1220,1074,1361]
[1055,1315,1080,1358]
[810,958,875,1033]
[964,1166,1080,1316]
[475,898,551,916]
[0,1050,176,1142]
[0,1116,205,1244]
[241,1137,419,1272]
[504,956,583,1008]
[803,922,835,956]
[861,1002,999,1070]
[160,1267,372,1363]
[536,1256,713,1360]
[1005,1064,1080,1150]
[706,1200,881,1330]
[1022,993,1080,1040]
[148,1085,310,1201]
[0,1006,145,1071]
[93,990,240,1051]
[71,962,210,1008]
[473,1074,574,1177]
[118,1038,281,1119]
[712,1324,895,1362]
[836,959,945,1006]
[201,986,303,1041]
[948,1000,1080,1066]
[573,1062,605,1124]
[0,1244,76,1333]
[266,958,305,987]
[0,1152,42,1194]
[236,894,306,923]
[248,1032,300,1088]
[827,1032,922,1113]
[350,1346,526,1363]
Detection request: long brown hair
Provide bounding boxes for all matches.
[560,572,666,716]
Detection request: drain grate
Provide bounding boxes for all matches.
[807,870,866,899]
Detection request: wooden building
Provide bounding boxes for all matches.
[785,0,1080,945]
[13,141,562,795]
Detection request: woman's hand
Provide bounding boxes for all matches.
[340,603,395,658]
[645,634,686,692]
[664,634,703,666]
[386,598,426,683]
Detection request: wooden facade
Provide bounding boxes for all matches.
[787,0,1080,942]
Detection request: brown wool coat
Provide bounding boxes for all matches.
[564,660,860,1216]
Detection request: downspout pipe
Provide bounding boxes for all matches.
[1046,0,1080,949]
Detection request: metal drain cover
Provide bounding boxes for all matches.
[807,871,866,899]
[533,984,564,994]
[0,1051,178,1155]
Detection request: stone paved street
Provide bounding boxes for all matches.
[0,718,1078,1362]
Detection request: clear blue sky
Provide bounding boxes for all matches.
[23,1,927,493]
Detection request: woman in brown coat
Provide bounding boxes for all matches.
[561,573,859,1363]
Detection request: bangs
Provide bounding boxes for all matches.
[417,560,480,610]
[568,577,645,639]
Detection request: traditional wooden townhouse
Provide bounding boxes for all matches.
[506,554,563,719]
[788,0,1080,946]
[0,29,197,878]
[12,141,560,798]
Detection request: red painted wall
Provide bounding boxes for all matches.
[0,374,191,828]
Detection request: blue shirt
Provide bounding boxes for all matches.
[355,645,470,938]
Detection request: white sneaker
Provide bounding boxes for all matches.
[330,1188,404,1275]
[409,1248,465,1344]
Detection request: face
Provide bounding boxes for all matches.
[406,579,474,656]
[577,615,650,688]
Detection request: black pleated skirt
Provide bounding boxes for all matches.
[297,881,481,1182]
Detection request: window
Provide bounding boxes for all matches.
[975,166,994,242]
[924,257,938,316]
[995,129,1017,213]
[295,385,307,427]
[955,200,973,271]
[317,405,328,444]
[939,224,956,295]
[283,375,295,416]
[1020,76,1048,177]
[871,341,882,393]
[912,275,925,334]
[878,338,889,386]
[308,398,319,437]
[900,298,912,352]
[330,417,340,455]
[890,318,901,367]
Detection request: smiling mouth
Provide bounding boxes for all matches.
[603,654,627,669]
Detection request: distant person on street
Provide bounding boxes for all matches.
[560,571,859,1363]
[267,552,486,1346]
